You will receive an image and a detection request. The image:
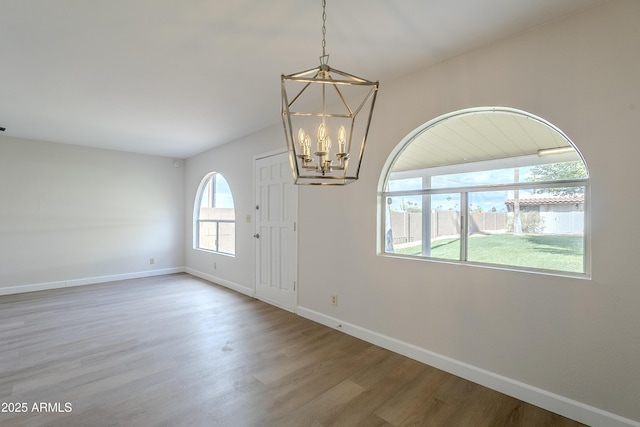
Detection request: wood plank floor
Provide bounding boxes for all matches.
[0,274,586,427]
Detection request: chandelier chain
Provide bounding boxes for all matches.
[321,0,327,57]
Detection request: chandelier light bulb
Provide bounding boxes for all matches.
[304,135,311,156]
[297,128,312,157]
[317,122,327,143]
[324,136,332,153]
[338,125,346,153]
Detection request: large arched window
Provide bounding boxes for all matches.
[380,107,589,276]
[195,172,235,255]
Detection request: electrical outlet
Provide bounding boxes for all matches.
[331,295,338,307]
[214,262,217,270]
[150,258,155,265]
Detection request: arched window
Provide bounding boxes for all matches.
[195,172,235,255]
[380,107,589,276]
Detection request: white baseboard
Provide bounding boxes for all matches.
[0,268,185,296]
[0,268,254,298]
[297,306,640,427]
[184,268,254,297]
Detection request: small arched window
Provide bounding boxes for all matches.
[195,172,235,255]
[380,107,589,276]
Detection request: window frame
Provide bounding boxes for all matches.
[379,107,591,278]
[194,172,236,256]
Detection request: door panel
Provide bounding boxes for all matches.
[255,152,297,311]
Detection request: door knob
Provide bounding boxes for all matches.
[253,233,260,239]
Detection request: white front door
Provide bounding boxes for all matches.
[254,151,297,312]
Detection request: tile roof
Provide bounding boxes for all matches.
[505,194,584,205]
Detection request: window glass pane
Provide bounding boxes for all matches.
[386,177,422,192]
[429,160,586,190]
[213,174,235,208]
[386,194,461,261]
[198,221,218,251]
[429,194,461,260]
[199,174,234,214]
[389,160,587,192]
[386,194,421,254]
[467,187,585,273]
[217,222,236,255]
[432,168,520,188]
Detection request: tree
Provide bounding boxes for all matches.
[528,161,587,196]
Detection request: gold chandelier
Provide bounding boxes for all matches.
[281,0,379,185]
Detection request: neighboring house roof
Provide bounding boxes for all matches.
[504,193,584,206]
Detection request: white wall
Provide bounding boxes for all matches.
[186,1,640,425]
[0,136,185,292]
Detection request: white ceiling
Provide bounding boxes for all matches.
[0,0,607,159]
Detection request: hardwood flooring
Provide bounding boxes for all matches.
[0,274,586,427]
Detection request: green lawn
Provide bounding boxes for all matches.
[394,233,584,273]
